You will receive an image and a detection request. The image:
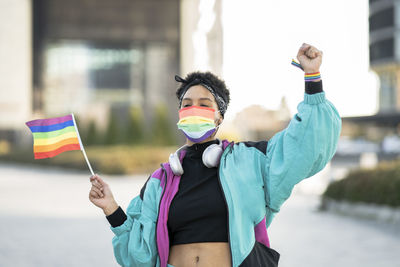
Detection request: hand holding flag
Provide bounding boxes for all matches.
[26,114,118,215]
[89,174,119,216]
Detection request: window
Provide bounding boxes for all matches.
[45,41,145,91]
[369,8,394,31]
[370,38,394,62]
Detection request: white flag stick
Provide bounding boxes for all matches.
[71,113,94,176]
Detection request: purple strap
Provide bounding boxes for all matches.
[254,217,270,247]
[156,150,186,267]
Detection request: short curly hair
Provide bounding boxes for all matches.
[175,71,230,117]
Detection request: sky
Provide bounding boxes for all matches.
[222,0,378,121]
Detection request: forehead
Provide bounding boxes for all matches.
[182,85,216,101]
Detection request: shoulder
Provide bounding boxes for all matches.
[139,166,164,200]
[222,139,268,155]
[238,140,268,155]
[140,162,175,200]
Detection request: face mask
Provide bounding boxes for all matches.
[177,106,218,143]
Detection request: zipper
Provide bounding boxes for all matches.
[217,158,234,267]
[156,163,168,266]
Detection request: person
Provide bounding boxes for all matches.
[89,43,341,267]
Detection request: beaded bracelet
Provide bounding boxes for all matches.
[291,59,321,81]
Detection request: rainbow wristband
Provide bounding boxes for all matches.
[291,59,322,81]
[304,72,321,81]
[291,59,303,70]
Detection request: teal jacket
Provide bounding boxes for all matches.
[108,90,341,267]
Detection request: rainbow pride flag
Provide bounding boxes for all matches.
[25,114,82,159]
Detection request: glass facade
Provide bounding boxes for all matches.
[369,8,394,31]
[45,42,145,91]
[369,38,394,62]
[379,72,397,111]
[33,0,180,127]
[369,0,400,112]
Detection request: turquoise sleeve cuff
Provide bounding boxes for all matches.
[304,91,326,105]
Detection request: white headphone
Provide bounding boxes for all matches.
[168,138,224,176]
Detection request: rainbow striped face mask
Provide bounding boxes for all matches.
[177,106,218,143]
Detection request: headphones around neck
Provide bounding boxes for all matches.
[168,139,224,176]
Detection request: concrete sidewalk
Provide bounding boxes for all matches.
[0,163,144,267]
[0,163,399,266]
[269,194,400,267]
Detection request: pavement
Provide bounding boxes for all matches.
[269,193,400,267]
[0,163,399,267]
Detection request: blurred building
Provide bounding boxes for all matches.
[0,0,32,145]
[341,0,400,140]
[33,0,181,132]
[180,0,223,76]
[233,97,291,141]
[0,0,223,146]
[369,0,400,112]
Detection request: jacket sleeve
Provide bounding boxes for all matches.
[264,83,341,226]
[108,176,160,267]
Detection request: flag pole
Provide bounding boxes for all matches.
[71,113,94,176]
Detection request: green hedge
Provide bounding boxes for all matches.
[0,145,177,175]
[323,161,400,207]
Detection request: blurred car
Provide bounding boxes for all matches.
[336,137,380,155]
[381,135,400,153]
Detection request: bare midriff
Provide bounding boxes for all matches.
[168,242,231,267]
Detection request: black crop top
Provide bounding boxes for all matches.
[167,139,228,245]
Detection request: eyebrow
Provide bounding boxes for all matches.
[182,97,213,102]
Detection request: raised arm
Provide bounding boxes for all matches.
[264,44,342,226]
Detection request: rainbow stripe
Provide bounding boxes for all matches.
[291,59,304,70]
[26,114,82,159]
[304,72,321,81]
[177,106,216,142]
[291,59,321,81]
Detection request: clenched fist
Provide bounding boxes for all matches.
[89,174,119,216]
[297,43,323,73]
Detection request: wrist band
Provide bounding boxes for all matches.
[304,72,321,81]
[291,59,321,81]
[291,59,304,70]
